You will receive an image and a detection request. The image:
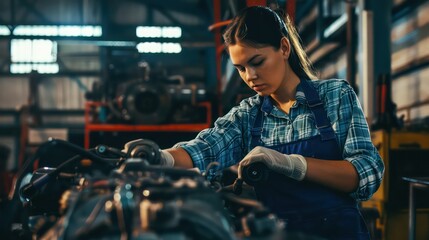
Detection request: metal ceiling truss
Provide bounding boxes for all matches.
[18,0,54,24]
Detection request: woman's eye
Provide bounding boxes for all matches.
[252,60,264,67]
[236,66,245,72]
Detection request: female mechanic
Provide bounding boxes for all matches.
[132,6,384,239]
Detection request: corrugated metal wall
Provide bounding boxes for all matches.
[315,1,429,125]
[391,1,429,123]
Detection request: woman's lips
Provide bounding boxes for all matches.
[252,84,266,91]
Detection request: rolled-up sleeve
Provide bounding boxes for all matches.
[339,84,384,201]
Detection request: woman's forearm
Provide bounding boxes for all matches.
[166,147,194,168]
[304,157,359,193]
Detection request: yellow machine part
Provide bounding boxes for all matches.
[361,130,429,240]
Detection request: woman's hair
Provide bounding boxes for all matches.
[223,6,317,80]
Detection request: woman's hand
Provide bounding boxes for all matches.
[238,146,307,181]
[122,139,174,166]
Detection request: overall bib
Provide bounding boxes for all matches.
[250,79,370,239]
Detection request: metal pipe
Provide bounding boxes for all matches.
[408,182,415,240]
[360,0,374,124]
[346,1,358,94]
[213,0,222,115]
[286,0,296,23]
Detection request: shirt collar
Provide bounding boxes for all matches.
[260,79,308,114]
[295,80,307,104]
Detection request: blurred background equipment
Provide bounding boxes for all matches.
[85,47,210,125]
[0,144,12,198]
[362,130,429,240]
[82,47,212,149]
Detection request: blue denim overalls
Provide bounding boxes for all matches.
[250,79,370,239]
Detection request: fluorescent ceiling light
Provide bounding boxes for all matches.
[162,43,182,53]
[137,42,162,53]
[162,27,182,38]
[13,25,102,37]
[136,27,162,38]
[137,26,182,38]
[0,25,11,35]
[137,42,182,53]
[10,63,59,74]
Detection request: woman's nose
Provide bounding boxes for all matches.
[246,67,257,80]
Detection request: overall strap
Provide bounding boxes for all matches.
[300,79,336,141]
[250,101,264,148]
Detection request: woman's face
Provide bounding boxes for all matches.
[228,41,289,97]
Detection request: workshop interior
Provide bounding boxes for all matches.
[0,0,428,239]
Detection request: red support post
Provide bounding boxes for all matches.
[213,0,223,116]
[286,0,296,23]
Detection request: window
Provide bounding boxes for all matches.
[136,42,181,53]
[0,25,10,35]
[8,25,103,74]
[10,39,59,74]
[136,26,182,53]
[136,26,181,38]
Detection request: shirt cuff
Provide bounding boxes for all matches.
[346,156,379,201]
[180,143,206,171]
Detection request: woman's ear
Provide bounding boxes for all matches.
[280,37,291,59]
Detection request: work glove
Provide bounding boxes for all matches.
[159,150,175,167]
[238,146,307,181]
[122,139,175,166]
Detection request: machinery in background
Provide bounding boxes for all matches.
[362,130,429,240]
[0,144,12,199]
[85,48,211,125]
[362,73,429,240]
[83,48,212,149]
[5,138,285,240]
